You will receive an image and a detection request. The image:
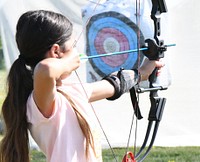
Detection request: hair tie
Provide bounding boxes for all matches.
[18,54,27,61]
[18,54,24,59]
[18,54,27,65]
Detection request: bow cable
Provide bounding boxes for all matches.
[124,0,142,154]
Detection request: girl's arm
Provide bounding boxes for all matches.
[89,59,164,102]
[33,45,80,118]
[89,80,116,102]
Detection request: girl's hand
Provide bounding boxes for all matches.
[139,58,164,81]
[59,48,80,80]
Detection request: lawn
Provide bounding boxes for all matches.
[30,146,200,162]
[102,147,200,162]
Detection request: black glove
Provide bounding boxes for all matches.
[103,68,139,100]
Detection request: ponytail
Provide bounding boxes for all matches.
[0,57,33,162]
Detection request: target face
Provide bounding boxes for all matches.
[86,11,144,76]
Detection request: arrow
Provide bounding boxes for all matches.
[80,43,176,60]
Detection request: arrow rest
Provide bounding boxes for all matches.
[142,39,166,60]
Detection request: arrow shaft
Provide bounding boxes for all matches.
[80,43,176,60]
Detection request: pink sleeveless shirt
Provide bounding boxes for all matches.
[26,81,102,162]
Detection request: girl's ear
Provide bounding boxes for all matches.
[46,44,61,58]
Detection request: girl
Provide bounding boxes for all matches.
[0,10,163,162]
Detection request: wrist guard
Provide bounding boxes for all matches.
[103,69,139,100]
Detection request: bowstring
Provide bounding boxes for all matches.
[134,0,141,155]
[72,0,102,48]
[72,0,118,161]
[74,71,118,162]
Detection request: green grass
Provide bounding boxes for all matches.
[30,147,200,162]
[103,147,200,162]
[30,150,46,162]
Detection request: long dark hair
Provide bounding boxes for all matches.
[0,10,94,162]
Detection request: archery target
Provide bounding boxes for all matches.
[86,11,145,77]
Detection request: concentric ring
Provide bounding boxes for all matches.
[86,11,144,76]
